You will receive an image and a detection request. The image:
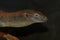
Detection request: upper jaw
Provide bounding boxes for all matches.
[29,17,48,23]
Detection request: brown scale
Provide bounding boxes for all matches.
[0,9,45,21]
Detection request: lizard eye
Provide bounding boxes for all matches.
[34,13,40,17]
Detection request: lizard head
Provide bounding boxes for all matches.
[24,11,48,23]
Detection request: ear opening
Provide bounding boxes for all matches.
[23,12,34,21]
[23,13,28,17]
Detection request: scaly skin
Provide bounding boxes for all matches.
[0,9,48,40]
[0,9,47,27]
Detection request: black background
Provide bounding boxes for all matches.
[0,0,60,40]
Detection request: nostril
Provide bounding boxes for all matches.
[41,17,48,22]
[43,16,48,20]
